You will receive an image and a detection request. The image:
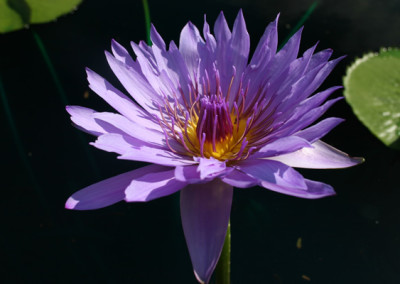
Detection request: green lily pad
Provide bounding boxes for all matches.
[0,0,82,33]
[344,48,400,149]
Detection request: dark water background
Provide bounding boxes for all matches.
[1,0,400,283]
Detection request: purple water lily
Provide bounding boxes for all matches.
[66,10,362,283]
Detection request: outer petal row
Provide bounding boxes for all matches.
[65,164,181,210]
[268,140,364,169]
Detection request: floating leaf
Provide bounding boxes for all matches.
[0,0,82,33]
[344,48,400,149]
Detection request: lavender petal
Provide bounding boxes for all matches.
[92,112,165,147]
[66,105,105,136]
[86,68,160,131]
[179,22,204,80]
[238,159,307,190]
[180,179,233,284]
[251,136,311,158]
[221,169,259,188]
[65,165,167,210]
[105,51,162,114]
[125,169,187,202]
[268,140,364,169]
[119,146,195,167]
[296,117,344,143]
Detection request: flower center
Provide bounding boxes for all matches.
[155,72,274,162]
[179,94,250,161]
[196,95,233,147]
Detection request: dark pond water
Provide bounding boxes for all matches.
[1,0,400,283]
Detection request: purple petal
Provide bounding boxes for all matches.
[175,165,203,183]
[131,41,186,106]
[131,41,161,82]
[251,136,311,158]
[270,44,319,112]
[275,97,343,139]
[196,157,228,180]
[92,112,165,147]
[111,39,141,73]
[86,68,160,131]
[214,11,231,43]
[275,86,341,127]
[268,140,364,169]
[150,24,166,49]
[202,16,217,53]
[91,133,150,155]
[66,105,105,136]
[238,159,307,190]
[307,48,333,71]
[259,177,336,199]
[243,16,278,109]
[199,16,217,93]
[221,169,259,188]
[269,27,303,78]
[175,158,231,183]
[125,169,187,202]
[269,63,325,118]
[180,179,233,284]
[179,22,204,79]
[230,10,250,73]
[119,146,195,167]
[214,12,233,96]
[299,86,343,112]
[130,40,159,77]
[275,58,341,116]
[249,14,278,69]
[65,165,166,210]
[303,56,345,96]
[105,51,162,114]
[146,26,193,104]
[225,10,250,105]
[271,56,344,114]
[296,117,344,143]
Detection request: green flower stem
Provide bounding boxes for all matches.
[279,1,318,50]
[142,0,152,45]
[215,220,231,284]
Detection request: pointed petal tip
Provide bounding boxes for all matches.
[194,270,207,284]
[234,9,247,27]
[332,85,343,91]
[350,156,365,166]
[65,196,79,210]
[216,10,227,23]
[149,23,156,34]
[330,55,347,65]
[85,67,99,81]
[111,39,127,54]
[104,50,113,60]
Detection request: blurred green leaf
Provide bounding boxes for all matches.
[344,48,400,149]
[0,0,82,33]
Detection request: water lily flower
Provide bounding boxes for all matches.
[65,10,362,283]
